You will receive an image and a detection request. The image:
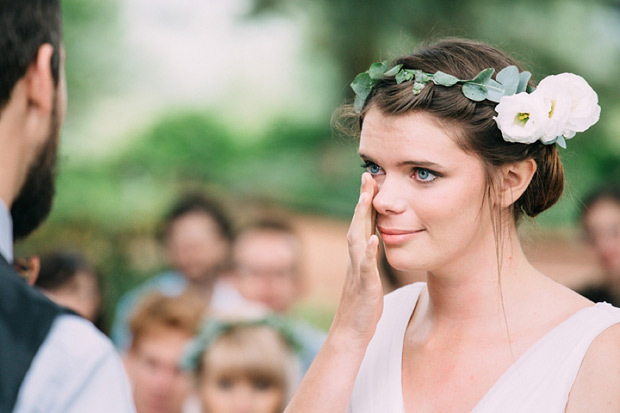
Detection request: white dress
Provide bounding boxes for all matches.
[348,282,620,412]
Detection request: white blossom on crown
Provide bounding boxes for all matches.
[535,73,601,140]
[493,92,550,144]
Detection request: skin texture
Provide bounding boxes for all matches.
[124,329,193,413]
[285,108,620,412]
[233,230,302,314]
[200,375,283,413]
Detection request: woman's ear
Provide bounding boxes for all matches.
[498,158,537,208]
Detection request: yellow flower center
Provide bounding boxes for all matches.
[517,112,530,121]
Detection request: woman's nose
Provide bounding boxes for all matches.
[372,176,407,215]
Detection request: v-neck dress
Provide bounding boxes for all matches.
[347,282,620,412]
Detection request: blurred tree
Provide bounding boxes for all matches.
[62,0,122,119]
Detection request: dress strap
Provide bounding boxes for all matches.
[473,303,620,412]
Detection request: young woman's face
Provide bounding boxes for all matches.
[200,373,283,413]
[359,108,493,275]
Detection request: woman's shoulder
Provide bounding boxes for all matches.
[566,319,620,411]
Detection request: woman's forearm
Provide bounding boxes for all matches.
[285,331,370,412]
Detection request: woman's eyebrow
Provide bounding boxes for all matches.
[396,160,441,168]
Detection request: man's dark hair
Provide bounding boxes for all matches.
[0,0,62,112]
[580,184,620,220]
[35,251,95,291]
[158,193,234,243]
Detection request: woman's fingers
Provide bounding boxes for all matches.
[360,234,380,289]
[348,173,376,255]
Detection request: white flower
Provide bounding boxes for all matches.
[535,73,601,140]
[494,92,550,144]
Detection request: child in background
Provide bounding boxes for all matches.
[181,315,300,413]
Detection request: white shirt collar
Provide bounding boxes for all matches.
[0,200,13,263]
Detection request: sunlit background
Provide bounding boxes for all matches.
[19,0,620,330]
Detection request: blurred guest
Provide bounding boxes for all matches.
[232,218,325,373]
[124,292,205,413]
[181,315,300,413]
[35,251,102,325]
[579,185,620,306]
[112,193,247,350]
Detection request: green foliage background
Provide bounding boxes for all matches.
[18,0,620,331]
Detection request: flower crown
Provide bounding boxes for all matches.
[179,315,303,371]
[351,61,601,148]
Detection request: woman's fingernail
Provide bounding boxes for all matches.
[361,173,366,186]
[358,192,366,204]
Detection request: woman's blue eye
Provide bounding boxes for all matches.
[361,162,382,175]
[414,168,437,182]
[369,164,381,174]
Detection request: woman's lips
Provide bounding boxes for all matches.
[377,226,423,245]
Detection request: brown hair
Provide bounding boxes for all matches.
[340,38,564,222]
[128,292,206,351]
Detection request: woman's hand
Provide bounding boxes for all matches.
[330,172,384,347]
[284,173,383,412]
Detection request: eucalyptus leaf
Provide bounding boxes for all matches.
[396,70,414,84]
[471,68,495,84]
[496,65,519,96]
[412,82,425,95]
[415,71,431,83]
[484,79,505,103]
[432,71,459,87]
[462,83,487,101]
[384,64,402,77]
[353,93,368,114]
[368,61,388,80]
[350,72,374,95]
[546,135,567,149]
[517,71,532,94]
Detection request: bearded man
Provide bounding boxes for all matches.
[0,2,134,411]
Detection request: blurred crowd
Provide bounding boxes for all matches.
[13,184,620,413]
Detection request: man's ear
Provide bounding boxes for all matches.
[498,158,537,208]
[25,43,55,116]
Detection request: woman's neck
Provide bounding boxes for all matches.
[419,225,542,338]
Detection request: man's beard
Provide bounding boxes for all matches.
[10,104,60,241]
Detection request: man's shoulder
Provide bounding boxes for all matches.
[45,314,116,359]
[15,315,135,412]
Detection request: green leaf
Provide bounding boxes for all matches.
[471,68,495,84]
[368,61,388,80]
[432,71,459,87]
[496,65,520,95]
[415,71,431,83]
[383,64,402,77]
[556,136,567,149]
[485,79,505,103]
[462,83,487,101]
[350,72,374,95]
[396,70,414,84]
[412,82,425,95]
[353,93,368,114]
[517,71,532,93]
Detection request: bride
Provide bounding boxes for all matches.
[286,38,620,412]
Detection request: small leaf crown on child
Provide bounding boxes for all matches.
[179,315,303,371]
[351,61,601,148]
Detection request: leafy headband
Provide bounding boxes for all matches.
[179,315,303,371]
[351,61,601,148]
